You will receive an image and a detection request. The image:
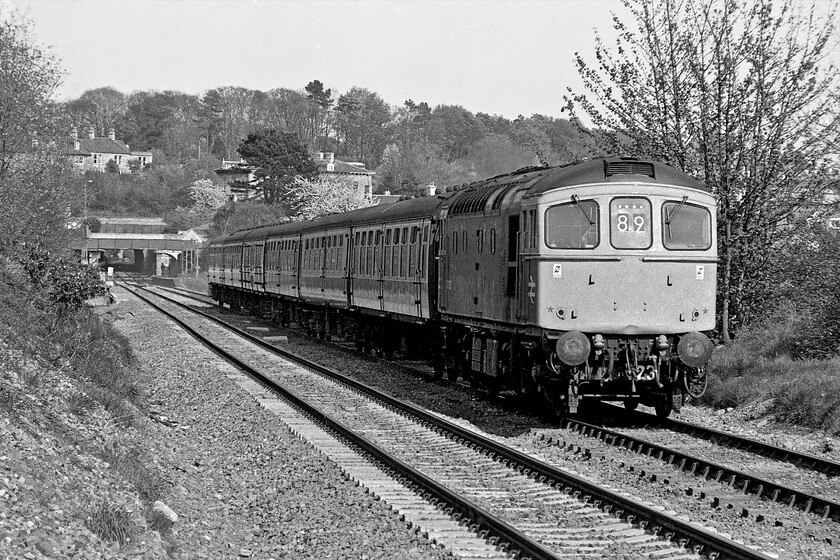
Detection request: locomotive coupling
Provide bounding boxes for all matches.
[677,331,713,367]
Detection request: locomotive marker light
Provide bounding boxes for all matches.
[677,331,713,367]
[555,331,591,366]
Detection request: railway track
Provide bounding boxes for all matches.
[124,283,775,560]
[147,283,840,529]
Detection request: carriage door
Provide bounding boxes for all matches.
[414,223,427,317]
[516,210,536,323]
[375,227,385,311]
[436,214,449,312]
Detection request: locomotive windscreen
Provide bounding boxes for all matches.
[545,200,599,249]
[662,202,712,250]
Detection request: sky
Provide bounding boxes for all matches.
[11,0,634,120]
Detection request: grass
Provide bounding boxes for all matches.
[85,497,137,547]
[702,311,840,435]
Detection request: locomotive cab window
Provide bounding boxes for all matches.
[662,200,712,250]
[610,197,651,249]
[545,200,599,249]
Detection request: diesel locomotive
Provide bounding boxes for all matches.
[206,156,717,417]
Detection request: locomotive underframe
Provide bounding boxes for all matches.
[211,283,705,419]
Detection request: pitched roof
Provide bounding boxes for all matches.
[79,137,131,155]
[316,159,374,175]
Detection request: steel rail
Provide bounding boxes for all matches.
[562,417,839,524]
[637,408,840,477]
[134,285,774,560]
[128,286,561,560]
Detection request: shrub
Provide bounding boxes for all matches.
[703,308,840,434]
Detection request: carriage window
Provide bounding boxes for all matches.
[362,232,367,246]
[545,200,599,249]
[610,197,651,249]
[476,229,484,254]
[375,230,382,245]
[662,202,712,250]
[393,228,400,244]
[490,228,496,254]
[386,229,392,245]
[411,226,418,243]
[402,227,408,244]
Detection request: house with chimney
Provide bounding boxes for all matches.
[67,127,152,173]
[314,152,375,199]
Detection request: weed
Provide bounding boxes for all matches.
[85,497,137,547]
[67,389,98,416]
[100,443,167,503]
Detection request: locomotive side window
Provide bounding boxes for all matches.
[610,197,652,249]
[662,201,712,250]
[545,200,599,249]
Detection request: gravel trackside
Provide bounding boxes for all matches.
[110,289,454,560]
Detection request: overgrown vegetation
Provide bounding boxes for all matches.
[703,313,840,434]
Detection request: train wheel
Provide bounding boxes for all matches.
[654,397,673,419]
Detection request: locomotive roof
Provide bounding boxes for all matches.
[525,157,707,196]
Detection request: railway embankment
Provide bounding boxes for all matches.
[0,281,451,559]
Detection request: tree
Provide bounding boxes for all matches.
[163,178,227,233]
[77,86,127,136]
[288,176,374,221]
[0,8,71,253]
[236,129,317,207]
[565,0,840,342]
[202,86,261,160]
[334,87,391,167]
[425,105,484,163]
[117,90,202,161]
[209,200,287,238]
[305,79,333,150]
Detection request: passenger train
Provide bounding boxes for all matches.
[206,156,716,417]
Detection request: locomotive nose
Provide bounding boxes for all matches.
[677,331,713,367]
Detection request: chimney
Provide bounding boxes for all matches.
[88,126,95,139]
[426,182,437,196]
[107,128,115,141]
[70,126,78,141]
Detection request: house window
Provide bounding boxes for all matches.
[74,156,84,164]
[92,154,101,164]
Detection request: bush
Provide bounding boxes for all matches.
[702,308,840,434]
